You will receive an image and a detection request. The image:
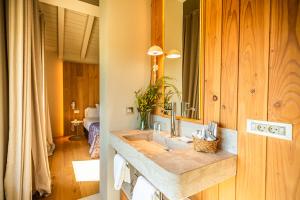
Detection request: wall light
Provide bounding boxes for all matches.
[148,45,164,84]
[166,49,181,59]
[147,46,181,84]
[147,45,164,56]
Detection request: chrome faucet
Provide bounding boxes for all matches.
[164,102,177,137]
[153,121,161,134]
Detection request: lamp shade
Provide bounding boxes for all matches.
[166,49,181,59]
[147,45,163,56]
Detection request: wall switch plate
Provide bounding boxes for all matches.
[126,107,134,114]
[247,119,292,141]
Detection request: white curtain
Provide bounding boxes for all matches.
[3,0,54,199]
[0,0,8,199]
[41,14,55,156]
[31,1,53,194]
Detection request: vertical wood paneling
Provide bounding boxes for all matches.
[202,186,219,200]
[220,0,239,130]
[201,0,223,199]
[266,0,300,199]
[218,0,239,198]
[63,62,99,135]
[203,0,222,124]
[190,193,202,200]
[151,0,164,115]
[219,177,236,200]
[151,0,164,82]
[237,0,270,200]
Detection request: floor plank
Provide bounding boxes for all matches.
[44,137,99,200]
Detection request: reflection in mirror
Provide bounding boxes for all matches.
[164,0,200,120]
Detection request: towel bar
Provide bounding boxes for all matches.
[114,151,164,200]
[114,150,130,167]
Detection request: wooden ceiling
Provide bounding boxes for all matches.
[39,0,99,64]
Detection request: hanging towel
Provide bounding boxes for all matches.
[113,154,131,190]
[132,176,159,200]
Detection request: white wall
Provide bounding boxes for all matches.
[99,0,151,199]
[44,51,64,137]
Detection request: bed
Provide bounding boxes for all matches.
[84,107,100,158]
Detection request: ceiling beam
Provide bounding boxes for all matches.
[58,7,65,59]
[39,0,100,17]
[81,15,95,59]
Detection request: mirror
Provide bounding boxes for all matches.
[164,0,202,120]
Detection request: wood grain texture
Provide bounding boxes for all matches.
[219,177,236,200]
[218,0,239,198]
[202,0,222,198]
[120,190,128,200]
[236,0,270,200]
[266,0,300,199]
[202,186,219,200]
[203,0,222,124]
[63,62,99,135]
[151,0,164,82]
[151,0,165,115]
[220,0,239,130]
[45,137,99,200]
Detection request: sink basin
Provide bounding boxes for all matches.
[110,130,237,200]
[123,131,189,151]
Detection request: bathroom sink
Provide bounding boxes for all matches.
[122,131,189,151]
[110,130,237,200]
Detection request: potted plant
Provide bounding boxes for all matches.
[134,77,180,130]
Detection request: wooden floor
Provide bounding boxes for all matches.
[44,137,99,200]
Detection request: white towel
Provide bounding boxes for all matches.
[132,176,159,200]
[113,154,131,190]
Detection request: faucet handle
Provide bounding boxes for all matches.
[153,121,162,134]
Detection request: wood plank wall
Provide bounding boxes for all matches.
[151,0,164,84]
[63,62,99,135]
[151,0,300,200]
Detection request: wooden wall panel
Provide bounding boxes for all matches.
[218,0,239,198]
[219,177,236,200]
[151,0,164,82]
[236,0,270,200]
[201,0,223,199]
[63,62,99,135]
[120,190,128,200]
[203,0,222,125]
[220,0,239,130]
[266,0,300,199]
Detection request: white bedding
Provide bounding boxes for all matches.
[83,118,99,130]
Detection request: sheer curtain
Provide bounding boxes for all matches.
[31,1,53,194]
[0,0,8,199]
[2,0,54,199]
[182,9,200,119]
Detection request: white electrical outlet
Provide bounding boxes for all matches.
[247,119,292,141]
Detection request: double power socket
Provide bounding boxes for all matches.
[247,119,292,141]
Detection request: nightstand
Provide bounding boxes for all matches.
[69,119,84,141]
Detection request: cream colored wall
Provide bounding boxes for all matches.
[99,0,151,199]
[44,51,64,137]
[164,0,183,113]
